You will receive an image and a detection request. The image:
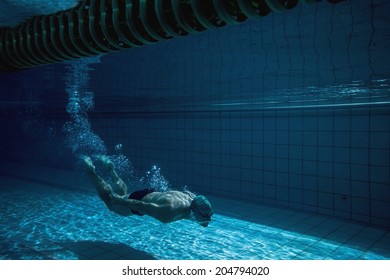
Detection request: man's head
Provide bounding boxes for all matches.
[190,195,213,227]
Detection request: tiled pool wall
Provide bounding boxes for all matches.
[91,107,390,229]
[89,0,390,228]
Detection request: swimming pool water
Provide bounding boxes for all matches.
[1,163,389,260]
[1,0,389,263]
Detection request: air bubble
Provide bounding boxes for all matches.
[115,144,123,152]
[140,165,170,192]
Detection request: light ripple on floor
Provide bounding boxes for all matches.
[0,179,389,260]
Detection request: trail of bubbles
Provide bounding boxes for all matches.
[140,165,171,192]
[62,57,176,193]
[63,57,106,156]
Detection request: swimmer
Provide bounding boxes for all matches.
[82,155,213,227]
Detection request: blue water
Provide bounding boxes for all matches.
[1,0,390,261]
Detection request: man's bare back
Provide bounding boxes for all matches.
[83,156,213,227]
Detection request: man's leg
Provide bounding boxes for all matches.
[111,169,128,196]
[83,156,114,206]
[95,155,128,196]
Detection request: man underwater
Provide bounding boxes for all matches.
[83,156,213,227]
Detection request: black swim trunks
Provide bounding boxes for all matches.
[128,188,154,216]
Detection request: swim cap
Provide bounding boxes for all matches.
[191,195,213,227]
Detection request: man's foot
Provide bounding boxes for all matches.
[94,155,114,170]
[81,155,95,173]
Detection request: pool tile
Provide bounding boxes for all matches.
[326,247,362,260]
[78,246,108,259]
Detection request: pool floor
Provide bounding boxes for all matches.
[0,163,389,260]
